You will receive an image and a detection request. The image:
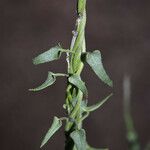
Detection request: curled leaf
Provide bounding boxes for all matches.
[81,93,113,112]
[70,129,86,150]
[29,72,68,92]
[40,117,62,148]
[68,74,88,98]
[86,50,113,87]
[29,72,56,91]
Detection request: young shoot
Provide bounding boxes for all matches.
[30,0,113,149]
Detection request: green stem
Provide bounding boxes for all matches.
[65,0,87,149]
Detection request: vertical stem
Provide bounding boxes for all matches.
[123,75,140,150]
[65,0,87,149]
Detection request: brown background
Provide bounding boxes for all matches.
[0,0,150,150]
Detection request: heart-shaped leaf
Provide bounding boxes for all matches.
[86,50,113,87]
[33,45,63,65]
[40,117,62,148]
[29,72,56,91]
[70,129,86,150]
[81,93,113,112]
[68,75,88,98]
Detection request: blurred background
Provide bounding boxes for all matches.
[0,0,150,149]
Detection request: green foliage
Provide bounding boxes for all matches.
[33,45,62,65]
[40,117,62,148]
[81,93,113,112]
[70,129,108,150]
[70,129,86,150]
[30,0,113,149]
[85,50,113,87]
[33,45,73,65]
[29,72,68,91]
[29,72,56,91]
[68,75,88,98]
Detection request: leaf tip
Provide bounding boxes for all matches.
[28,88,34,91]
[40,143,44,148]
[108,80,113,87]
[28,88,38,92]
[109,93,113,98]
[32,57,41,65]
[32,58,37,65]
[40,139,47,148]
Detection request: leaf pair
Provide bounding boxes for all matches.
[40,114,110,149]
[84,50,113,87]
[40,115,109,149]
[30,45,71,91]
[71,129,108,150]
[67,66,113,115]
[68,50,113,98]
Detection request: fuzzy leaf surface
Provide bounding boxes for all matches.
[86,50,113,87]
[33,46,62,65]
[70,129,86,150]
[40,117,62,148]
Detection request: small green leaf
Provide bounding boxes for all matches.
[40,117,62,148]
[70,129,86,150]
[29,72,68,92]
[29,72,56,91]
[33,45,63,65]
[81,93,113,112]
[68,75,88,98]
[86,50,113,87]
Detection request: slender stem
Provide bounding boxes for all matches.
[123,75,140,150]
[65,0,87,149]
